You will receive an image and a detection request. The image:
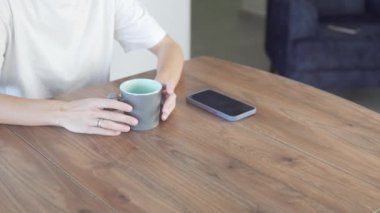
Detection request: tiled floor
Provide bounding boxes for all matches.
[192,0,380,113]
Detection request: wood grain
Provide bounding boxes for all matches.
[184,57,380,188]
[6,57,380,212]
[0,126,113,213]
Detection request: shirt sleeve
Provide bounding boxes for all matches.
[114,0,166,52]
[0,21,6,75]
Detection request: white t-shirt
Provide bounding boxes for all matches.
[0,0,166,98]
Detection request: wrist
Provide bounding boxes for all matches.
[44,100,68,127]
[155,75,176,88]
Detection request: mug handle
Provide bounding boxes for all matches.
[105,92,125,112]
[106,92,123,101]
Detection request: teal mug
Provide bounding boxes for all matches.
[119,79,163,131]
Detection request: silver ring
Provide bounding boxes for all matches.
[96,118,104,128]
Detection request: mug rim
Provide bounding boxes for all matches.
[120,79,162,96]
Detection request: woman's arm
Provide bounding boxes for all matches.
[150,35,184,121]
[0,94,138,136]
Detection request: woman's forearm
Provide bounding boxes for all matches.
[0,94,64,126]
[150,35,184,87]
[0,94,138,136]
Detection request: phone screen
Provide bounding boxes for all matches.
[189,90,255,116]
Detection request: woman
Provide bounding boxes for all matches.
[0,0,183,136]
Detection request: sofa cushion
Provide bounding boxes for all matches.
[367,0,380,15]
[318,14,380,40]
[310,0,365,17]
[293,39,380,72]
[289,69,380,89]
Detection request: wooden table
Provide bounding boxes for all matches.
[1,57,380,212]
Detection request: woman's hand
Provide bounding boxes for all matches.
[58,98,138,136]
[161,84,177,121]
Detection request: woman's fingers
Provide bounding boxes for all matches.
[96,119,131,132]
[161,93,176,121]
[161,83,177,121]
[94,98,133,112]
[97,110,138,126]
[91,99,137,133]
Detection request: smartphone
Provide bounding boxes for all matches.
[186,89,256,121]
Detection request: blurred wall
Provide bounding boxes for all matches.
[241,0,267,16]
[110,0,191,80]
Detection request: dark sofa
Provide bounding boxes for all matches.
[266,0,380,90]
